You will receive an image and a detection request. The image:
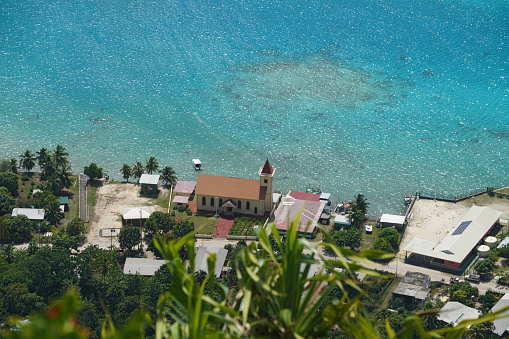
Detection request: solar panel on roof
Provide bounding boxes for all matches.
[452,221,472,235]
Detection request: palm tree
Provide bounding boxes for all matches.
[41,158,56,181]
[9,158,18,174]
[160,166,177,187]
[19,150,36,172]
[145,156,159,174]
[120,164,133,183]
[57,165,73,190]
[52,144,69,170]
[132,161,145,183]
[36,147,48,169]
[353,193,369,216]
[45,200,64,225]
[349,206,365,229]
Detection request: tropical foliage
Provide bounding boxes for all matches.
[120,164,132,183]
[145,156,159,175]
[160,166,177,187]
[84,163,103,181]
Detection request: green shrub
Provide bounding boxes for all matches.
[178,207,186,213]
[186,208,192,216]
[206,213,213,218]
[22,174,30,181]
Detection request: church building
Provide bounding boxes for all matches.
[195,159,275,216]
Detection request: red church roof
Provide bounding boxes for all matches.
[260,159,274,175]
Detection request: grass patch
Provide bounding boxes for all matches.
[359,223,380,251]
[174,211,216,235]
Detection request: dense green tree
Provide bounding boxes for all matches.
[2,283,45,317]
[51,144,69,170]
[84,163,103,180]
[9,158,18,174]
[66,217,86,237]
[145,156,159,174]
[498,244,509,258]
[19,150,36,172]
[0,171,19,197]
[372,237,395,253]
[329,228,363,250]
[0,187,16,216]
[143,211,174,235]
[119,226,141,251]
[4,215,33,242]
[160,166,177,187]
[475,259,495,275]
[378,227,400,251]
[132,162,144,183]
[0,159,10,172]
[53,234,80,253]
[172,219,194,238]
[120,164,132,183]
[449,281,478,307]
[464,322,497,339]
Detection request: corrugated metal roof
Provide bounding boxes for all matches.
[174,181,197,194]
[274,194,324,234]
[195,174,266,201]
[403,206,502,263]
[194,246,228,278]
[173,195,189,204]
[438,302,479,327]
[380,214,406,225]
[123,258,168,276]
[12,208,45,220]
[139,174,160,185]
[122,206,152,220]
[491,293,509,335]
[57,196,69,204]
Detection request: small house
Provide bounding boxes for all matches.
[334,215,350,228]
[122,206,152,226]
[380,214,406,230]
[392,271,431,310]
[57,196,69,212]
[438,302,479,327]
[12,208,45,224]
[139,174,160,194]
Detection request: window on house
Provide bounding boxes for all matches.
[264,179,268,184]
[254,207,258,215]
[219,198,223,206]
[202,197,206,206]
[210,198,214,206]
[238,200,241,209]
[246,201,250,210]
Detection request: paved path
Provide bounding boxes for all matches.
[213,216,234,238]
[79,174,88,222]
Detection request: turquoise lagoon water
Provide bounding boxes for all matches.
[0,0,507,215]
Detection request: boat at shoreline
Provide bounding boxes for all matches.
[192,159,202,171]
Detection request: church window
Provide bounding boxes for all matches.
[238,200,242,209]
[246,201,250,210]
[202,197,206,206]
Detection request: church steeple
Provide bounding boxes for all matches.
[260,159,274,175]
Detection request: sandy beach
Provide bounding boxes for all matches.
[82,183,169,249]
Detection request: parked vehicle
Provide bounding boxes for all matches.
[465,274,480,282]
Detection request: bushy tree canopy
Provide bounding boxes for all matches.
[118,226,141,251]
[0,171,19,197]
[84,163,103,180]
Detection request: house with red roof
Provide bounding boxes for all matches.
[195,160,275,216]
